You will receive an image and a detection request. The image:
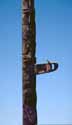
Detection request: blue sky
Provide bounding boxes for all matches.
[0,0,72,124]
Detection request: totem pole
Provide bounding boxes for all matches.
[22,0,58,125]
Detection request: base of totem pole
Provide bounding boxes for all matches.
[24,104,37,125]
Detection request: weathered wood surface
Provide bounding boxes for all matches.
[22,0,37,125]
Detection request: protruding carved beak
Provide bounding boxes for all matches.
[35,61,58,75]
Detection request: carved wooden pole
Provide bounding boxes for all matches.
[22,0,58,125]
[22,0,37,124]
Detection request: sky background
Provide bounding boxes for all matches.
[0,0,72,124]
